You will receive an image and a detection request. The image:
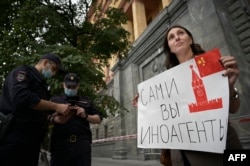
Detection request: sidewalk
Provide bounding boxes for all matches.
[39,156,161,166]
[38,152,162,166]
[92,157,161,166]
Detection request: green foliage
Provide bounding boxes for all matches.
[0,0,131,118]
[91,7,130,64]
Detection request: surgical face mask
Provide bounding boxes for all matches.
[42,64,53,78]
[64,88,78,97]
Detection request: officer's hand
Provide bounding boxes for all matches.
[55,103,70,115]
[68,105,77,116]
[76,106,88,119]
[52,112,71,124]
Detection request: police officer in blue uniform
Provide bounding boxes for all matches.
[0,53,70,166]
[50,73,102,166]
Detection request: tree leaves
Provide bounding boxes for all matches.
[0,0,130,118]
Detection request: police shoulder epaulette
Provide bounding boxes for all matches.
[78,97,91,104]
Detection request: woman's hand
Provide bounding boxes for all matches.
[220,56,240,89]
[132,93,139,107]
[220,56,240,113]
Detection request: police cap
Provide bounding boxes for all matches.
[64,73,80,86]
[40,53,65,72]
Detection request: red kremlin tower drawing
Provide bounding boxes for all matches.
[188,65,223,113]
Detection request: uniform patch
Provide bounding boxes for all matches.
[16,71,27,81]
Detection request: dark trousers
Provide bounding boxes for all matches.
[0,122,44,166]
[50,140,91,166]
[0,132,41,166]
[0,143,40,166]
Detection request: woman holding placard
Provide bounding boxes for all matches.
[133,25,242,166]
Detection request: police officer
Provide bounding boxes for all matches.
[0,53,70,166]
[50,73,102,166]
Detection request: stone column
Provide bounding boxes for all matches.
[122,20,134,42]
[162,0,172,8]
[112,62,127,160]
[132,0,147,39]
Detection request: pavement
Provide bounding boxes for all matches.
[92,157,161,166]
[39,156,161,166]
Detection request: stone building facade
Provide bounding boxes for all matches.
[91,0,250,160]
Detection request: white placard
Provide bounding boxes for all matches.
[137,49,229,153]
